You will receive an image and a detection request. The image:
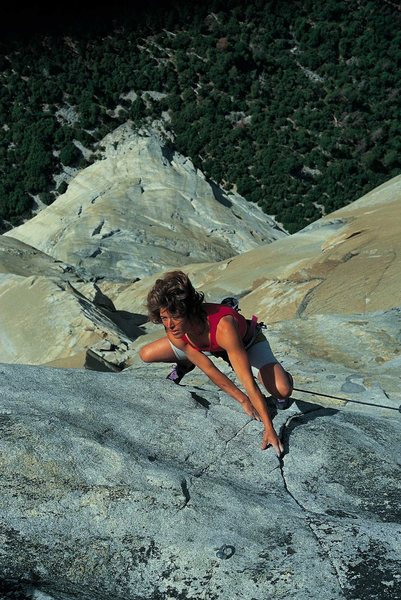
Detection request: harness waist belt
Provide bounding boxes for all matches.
[243,315,260,349]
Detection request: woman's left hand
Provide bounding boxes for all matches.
[261,427,284,457]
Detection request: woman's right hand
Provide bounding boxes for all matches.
[240,398,261,421]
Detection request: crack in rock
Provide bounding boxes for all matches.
[366,249,397,298]
[91,220,105,236]
[276,408,322,511]
[307,517,349,593]
[191,464,211,479]
[296,278,325,318]
[278,406,346,594]
[278,405,338,507]
[224,419,253,447]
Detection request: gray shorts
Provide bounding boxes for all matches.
[169,330,278,377]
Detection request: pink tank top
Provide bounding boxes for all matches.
[181,303,247,352]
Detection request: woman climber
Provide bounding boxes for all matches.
[139,271,293,457]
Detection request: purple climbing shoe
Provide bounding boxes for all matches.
[166,362,195,384]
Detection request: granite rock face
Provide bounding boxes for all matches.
[1,129,401,599]
[112,174,401,385]
[0,217,135,369]
[1,161,401,374]
[5,126,287,280]
[0,362,400,600]
[109,173,401,327]
[0,236,143,367]
[172,173,401,322]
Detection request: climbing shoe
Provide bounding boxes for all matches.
[273,397,292,410]
[166,362,195,384]
[273,372,294,410]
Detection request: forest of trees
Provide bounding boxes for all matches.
[0,0,400,233]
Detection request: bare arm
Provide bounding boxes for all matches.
[167,325,283,456]
[216,317,284,456]
[166,332,259,419]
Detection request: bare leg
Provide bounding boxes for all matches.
[258,363,293,400]
[139,336,193,367]
[139,337,180,363]
[139,336,195,384]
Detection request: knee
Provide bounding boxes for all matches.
[260,366,293,399]
[277,372,293,399]
[139,345,153,363]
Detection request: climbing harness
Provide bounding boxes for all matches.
[293,386,401,413]
[221,296,264,349]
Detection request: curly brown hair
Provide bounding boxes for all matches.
[146,270,206,324]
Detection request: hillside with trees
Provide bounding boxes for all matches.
[0,0,400,233]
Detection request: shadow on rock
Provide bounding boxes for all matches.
[209,179,233,208]
[279,398,339,457]
[190,391,211,409]
[93,284,149,338]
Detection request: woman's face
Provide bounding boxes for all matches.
[159,308,189,338]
